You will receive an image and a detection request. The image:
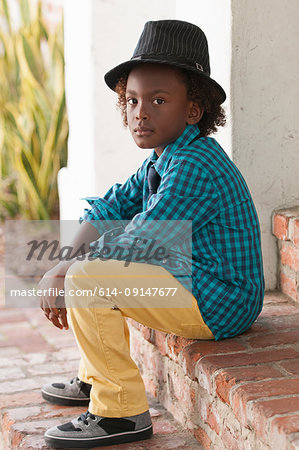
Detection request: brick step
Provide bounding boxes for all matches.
[273,206,299,302]
[1,272,299,448]
[0,305,202,449]
[128,291,299,450]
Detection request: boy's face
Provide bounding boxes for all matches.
[126,64,203,156]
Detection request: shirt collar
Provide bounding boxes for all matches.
[147,124,201,176]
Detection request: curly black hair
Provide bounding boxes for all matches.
[115,65,226,137]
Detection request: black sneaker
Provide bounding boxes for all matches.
[44,410,153,448]
[41,376,91,406]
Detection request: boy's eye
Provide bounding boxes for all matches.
[127,98,137,105]
[153,98,165,105]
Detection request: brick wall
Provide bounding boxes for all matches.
[128,290,299,449]
[273,206,299,302]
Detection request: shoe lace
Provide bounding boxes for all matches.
[79,410,96,426]
[70,376,80,385]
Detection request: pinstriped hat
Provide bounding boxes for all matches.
[104,19,226,103]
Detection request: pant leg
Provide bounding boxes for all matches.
[65,258,213,417]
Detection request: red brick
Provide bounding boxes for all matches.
[273,214,289,240]
[242,317,272,335]
[153,330,167,356]
[166,335,194,362]
[215,365,284,404]
[271,413,299,435]
[200,348,299,376]
[0,390,43,410]
[152,419,178,434]
[247,329,299,348]
[139,324,152,342]
[10,418,62,437]
[263,290,291,305]
[181,340,247,380]
[15,434,49,449]
[3,409,88,449]
[0,322,53,353]
[194,426,212,449]
[2,404,86,428]
[54,346,80,361]
[264,314,299,330]
[244,312,299,334]
[278,359,299,375]
[280,271,298,301]
[232,378,299,424]
[0,378,48,395]
[141,373,158,398]
[168,371,196,411]
[250,396,299,439]
[206,404,221,435]
[39,327,76,348]
[236,378,299,401]
[27,359,79,376]
[0,366,25,381]
[290,218,299,247]
[0,310,28,324]
[221,426,241,450]
[280,242,299,271]
[260,302,299,317]
[0,347,21,358]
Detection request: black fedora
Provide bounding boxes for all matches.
[104,19,226,103]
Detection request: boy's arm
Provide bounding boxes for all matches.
[87,157,220,264]
[39,221,100,329]
[39,161,146,328]
[81,163,146,235]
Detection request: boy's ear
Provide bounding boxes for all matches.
[186,102,204,125]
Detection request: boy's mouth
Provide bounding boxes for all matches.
[135,126,153,137]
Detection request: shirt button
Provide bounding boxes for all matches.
[162,258,167,263]
[110,232,114,237]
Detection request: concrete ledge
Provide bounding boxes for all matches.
[128,291,299,449]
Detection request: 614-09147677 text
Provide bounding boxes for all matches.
[9,287,178,298]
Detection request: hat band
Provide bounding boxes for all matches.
[131,54,208,75]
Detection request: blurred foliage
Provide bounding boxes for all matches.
[0,0,68,219]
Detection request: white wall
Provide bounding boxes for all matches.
[231,0,299,288]
[176,0,232,155]
[59,0,175,222]
[58,0,95,221]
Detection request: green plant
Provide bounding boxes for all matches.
[0,0,68,219]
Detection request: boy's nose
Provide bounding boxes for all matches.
[135,103,149,120]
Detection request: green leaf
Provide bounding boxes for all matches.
[0,0,68,220]
[21,33,44,83]
[20,0,31,27]
[1,0,11,32]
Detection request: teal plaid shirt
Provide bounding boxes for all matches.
[81,124,264,340]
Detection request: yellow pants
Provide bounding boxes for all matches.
[65,258,213,417]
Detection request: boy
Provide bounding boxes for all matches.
[39,20,264,448]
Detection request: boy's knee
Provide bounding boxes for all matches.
[65,260,85,280]
[64,260,91,295]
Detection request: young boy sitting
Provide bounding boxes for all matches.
[39,19,264,448]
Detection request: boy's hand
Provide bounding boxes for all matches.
[43,304,68,330]
[39,263,70,330]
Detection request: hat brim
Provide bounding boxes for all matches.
[104,58,226,104]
